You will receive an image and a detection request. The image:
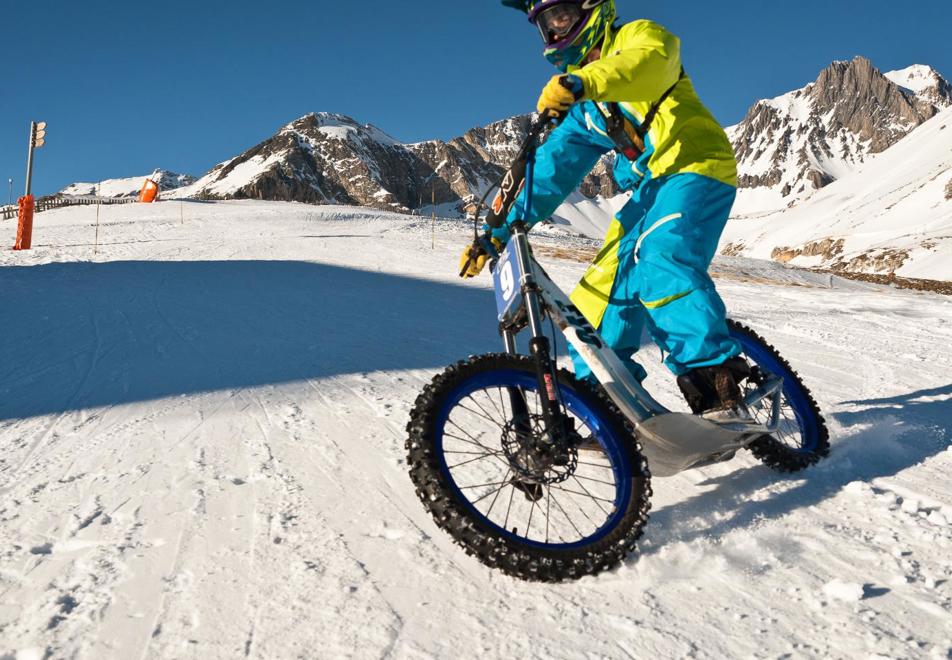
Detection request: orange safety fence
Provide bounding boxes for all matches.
[13,195,34,251]
[139,179,159,203]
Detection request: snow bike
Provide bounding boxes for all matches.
[405,114,829,582]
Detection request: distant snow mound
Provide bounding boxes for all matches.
[61,170,194,198]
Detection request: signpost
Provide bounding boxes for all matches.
[24,121,46,196]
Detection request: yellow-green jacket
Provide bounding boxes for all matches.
[570,19,737,188]
[496,20,737,242]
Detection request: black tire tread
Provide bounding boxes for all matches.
[728,320,830,473]
[405,353,651,582]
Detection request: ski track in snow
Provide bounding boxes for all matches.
[1,201,951,659]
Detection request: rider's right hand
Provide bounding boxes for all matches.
[458,237,502,279]
[537,74,584,115]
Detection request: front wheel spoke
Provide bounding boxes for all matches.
[483,387,506,420]
[503,483,516,530]
[576,458,612,470]
[443,431,501,454]
[548,492,586,539]
[459,398,506,429]
[526,497,538,537]
[448,453,501,470]
[550,486,614,506]
[495,387,511,421]
[554,485,602,527]
[443,436,510,468]
[446,418,495,449]
[484,468,513,518]
[573,474,617,487]
[545,485,552,543]
[460,478,511,491]
[568,476,614,514]
[470,479,512,506]
[444,423,505,458]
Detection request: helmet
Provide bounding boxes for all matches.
[523,0,616,71]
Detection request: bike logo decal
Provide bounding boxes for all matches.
[555,299,603,348]
[491,191,504,215]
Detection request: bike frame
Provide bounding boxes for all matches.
[485,121,785,476]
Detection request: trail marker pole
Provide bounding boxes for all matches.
[431,186,435,250]
[94,181,101,255]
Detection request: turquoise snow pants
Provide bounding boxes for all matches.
[568,173,742,381]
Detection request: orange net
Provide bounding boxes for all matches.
[13,195,34,250]
[139,179,159,203]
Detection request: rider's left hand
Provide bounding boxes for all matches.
[537,74,584,116]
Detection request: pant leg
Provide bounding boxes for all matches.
[567,194,651,384]
[630,173,742,376]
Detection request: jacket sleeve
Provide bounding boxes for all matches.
[574,21,681,103]
[492,105,612,243]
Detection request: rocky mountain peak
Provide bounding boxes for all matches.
[181,111,614,214]
[729,56,951,214]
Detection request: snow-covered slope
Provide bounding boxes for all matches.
[728,57,951,215]
[61,170,194,198]
[2,201,951,658]
[722,106,952,280]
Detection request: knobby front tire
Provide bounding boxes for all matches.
[405,354,651,582]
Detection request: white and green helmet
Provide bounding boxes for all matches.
[503,0,616,71]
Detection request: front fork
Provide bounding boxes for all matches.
[500,223,572,454]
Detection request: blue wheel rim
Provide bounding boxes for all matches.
[435,369,633,550]
[731,330,820,453]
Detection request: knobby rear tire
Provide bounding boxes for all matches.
[728,320,830,472]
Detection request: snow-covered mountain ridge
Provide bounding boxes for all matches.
[721,105,952,281]
[728,57,951,215]
[170,112,614,216]
[61,57,946,224]
[61,170,194,198]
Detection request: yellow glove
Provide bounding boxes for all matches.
[536,74,584,116]
[458,237,502,279]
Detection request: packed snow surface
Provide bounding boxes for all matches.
[1,201,951,658]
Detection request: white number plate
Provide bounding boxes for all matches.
[493,244,524,322]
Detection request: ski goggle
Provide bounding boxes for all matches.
[531,3,585,47]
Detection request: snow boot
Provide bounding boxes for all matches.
[676,356,752,421]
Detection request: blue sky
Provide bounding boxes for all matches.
[3,0,950,198]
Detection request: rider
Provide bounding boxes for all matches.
[461,0,750,418]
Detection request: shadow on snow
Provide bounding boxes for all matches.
[0,260,503,421]
[642,384,952,557]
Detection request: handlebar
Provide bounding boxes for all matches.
[460,111,564,277]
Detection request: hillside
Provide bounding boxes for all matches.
[721,106,952,280]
